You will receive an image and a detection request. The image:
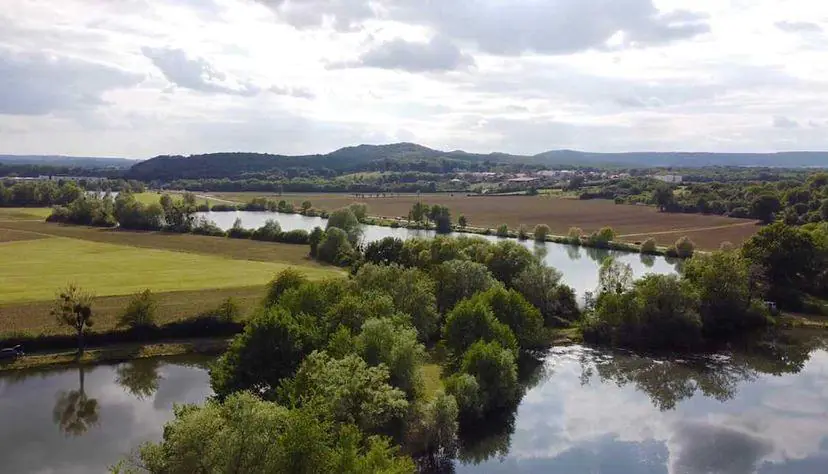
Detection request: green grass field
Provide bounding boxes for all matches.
[0,207,53,220]
[0,236,336,304]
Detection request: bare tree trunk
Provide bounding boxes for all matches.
[77,328,84,356]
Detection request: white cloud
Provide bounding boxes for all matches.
[1,0,828,157]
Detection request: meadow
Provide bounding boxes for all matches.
[210,192,761,250]
[0,210,341,339]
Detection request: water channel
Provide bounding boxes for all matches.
[195,211,679,298]
[2,335,827,473]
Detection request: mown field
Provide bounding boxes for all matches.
[0,210,341,340]
[210,192,761,249]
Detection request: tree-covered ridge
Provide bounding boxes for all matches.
[125,143,828,182]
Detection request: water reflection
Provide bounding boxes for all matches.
[640,253,656,268]
[53,366,99,437]
[116,359,162,400]
[452,333,828,473]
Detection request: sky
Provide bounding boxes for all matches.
[1,0,827,159]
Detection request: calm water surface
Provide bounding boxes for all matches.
[3,338,828,473]
[197,211,679,297]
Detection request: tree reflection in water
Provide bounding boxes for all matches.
[115,359,162,400]
[564,244,581,261]
[579,332,824,411]
[53,366,99,437]
[639,253,656,268]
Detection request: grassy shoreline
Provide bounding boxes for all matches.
[0,338,230,372]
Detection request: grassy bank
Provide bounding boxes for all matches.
[0,338,229,372]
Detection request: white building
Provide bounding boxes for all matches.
[653,174,683,184]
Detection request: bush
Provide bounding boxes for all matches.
[279,229,310,244]
[673,236,695,258]
[210,204,238,212]
[533,224,550,242]
[227,218,253,239]
[317,227,354,265]
[442,298,518,360]
[588,226,616,248]
[191,217,225,237]
[252,219,282,241]
[516,225,529,241]
[496,224,509,238]
[327,208,362,245]
[640,237,657,254]
[118,289,157,329]
[457,341,520,417]
[212,297,242,323]
[265,267,309,307]
[567,227,583,244]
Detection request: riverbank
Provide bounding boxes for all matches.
[0,338,230,372]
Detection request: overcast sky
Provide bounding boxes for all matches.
[1,0,827,159]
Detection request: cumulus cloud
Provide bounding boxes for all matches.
[0,50,141,116]
[141,47,260,96]
[255,0,374,31]
[776,21,823,33]
[773,116,800,129]
[341,36,474,72]
[669,421,774,474]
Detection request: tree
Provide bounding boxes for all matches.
[409,202,429,225]
[363,237,405,265]
[278,352,409,434]
[483,240,537,288]
[118,289,157,329]
[513,264,579,325]
[742,222,821,304]
[327,207,362,245]
[317,228,354,265]
[458,215,467,229]
[309,226,324,257]
[683,250,769,338]
[516,225,529,241]
[356,318,426,399]
[264,267,309,307]
[51,284,94,355]
[472,287,544,349]
[458,341,520,415]
[353,264,441,342]
[429,205,452,234]
[301,200,313,212]
[349,203,368,222]
[567,227,583,244]
[210,307,322,400]
[533,224,550,242]
[652,185,675,211]
[598,257,634,296]
[124,392,415,474]
[432,259,499,313]
[496,224,509,237]
[442,298,518,360]
[750,194,782,224]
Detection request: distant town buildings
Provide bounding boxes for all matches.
[653,174,683,184]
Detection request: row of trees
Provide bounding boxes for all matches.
[0,180,84,208]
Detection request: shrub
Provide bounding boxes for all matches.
[516,225,529,241]
[533,224,550,242]
[279,229,310,244]
[442,298,518,360]
[673,236,695,258]
[210,204,238,212]
[309,226,324,257]
[458,215,467,228]
[317,227,354,265]
[119,289,157,329]
[191,217,225,237]
[457,341,520,416]
[252,219,282,241]
[227,218,253,239]
[213,297,242,323]
[327,208,362,245]
[640,237,657,254]
[567,227,583,244]
[588,226,616,248]
[265,267,309,307]
[496,224,510,238]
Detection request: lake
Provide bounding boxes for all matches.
[3,335,827,473]
[196,211,679,297]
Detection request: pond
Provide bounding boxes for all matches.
[3,335,827,473]
[196,211,679,297]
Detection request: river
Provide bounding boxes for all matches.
[195,211,679,298]
[2,335,827,473]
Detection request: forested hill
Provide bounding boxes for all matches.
[0,155,134,169]
[125,143,828,181]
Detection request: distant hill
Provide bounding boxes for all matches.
[0,155,135,169]
[122,143,828,181]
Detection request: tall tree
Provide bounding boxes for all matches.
[51,284,94,355]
